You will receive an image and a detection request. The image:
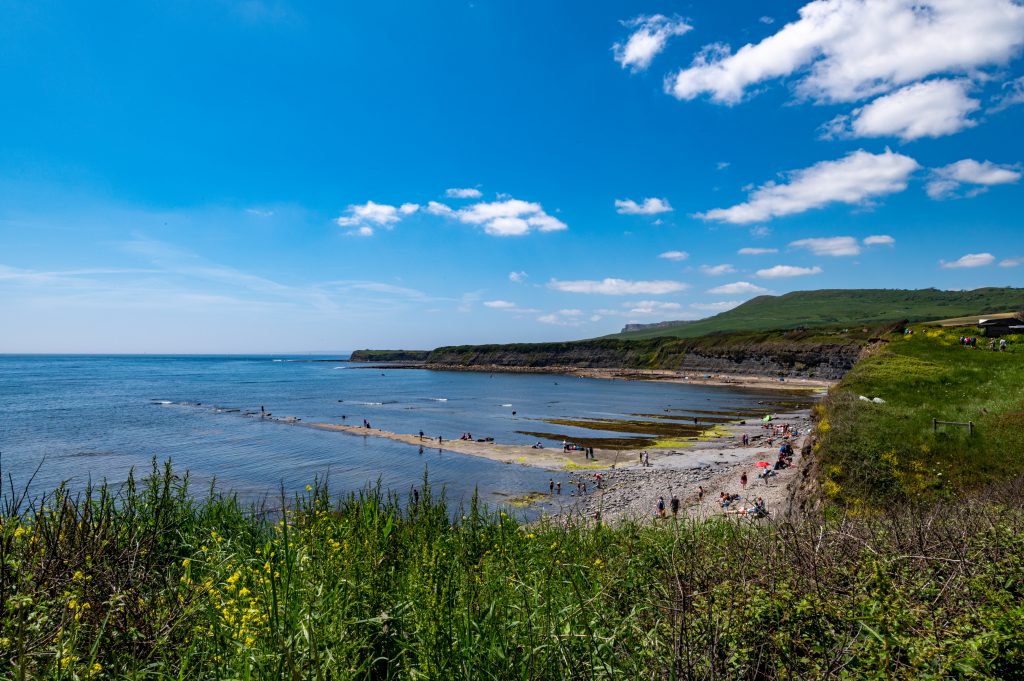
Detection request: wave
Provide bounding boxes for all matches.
[500,403,512,407]
[272,359,284,362]
[349,400,399,406]
[333,366,347,370]
[429,398,448,402]
[151,400,173,405]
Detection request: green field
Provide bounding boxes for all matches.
[607,287,1024,340]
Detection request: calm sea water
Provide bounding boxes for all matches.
[0,355,799,510]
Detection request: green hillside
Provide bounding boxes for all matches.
[607,287,1024,340]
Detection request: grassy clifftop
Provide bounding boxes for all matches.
[816,327,1024,507]
[609,287,1024,340]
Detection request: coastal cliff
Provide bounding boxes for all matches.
[426,330,866,380]
[349,349,430,362]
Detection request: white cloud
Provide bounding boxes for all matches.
[717,161,731,170]
[537,312,586,326]
[698,149,919,224]
[757,265,823,278]
[738,247,778,255]
[658,250,689,261]
[336,200,414,230]
[707,281,769,295]
[825,79,979,141]
[425,201,455,216]
[445,188,482,199]
[700,263,736,275]
[691,300,743,312]
[431,197,567,236]
[789,236,860,256]
[940,253,995,269]
[548,278,689,295]
[999,257,1023,268]
[615,197,674,215]
[483,299,540,314]
[666,0,1024,104]
[863,234,895,246]
[559,308,584,316]
[246,208,274,217]
[347,226,374,237]
[613,14,692,72]
[759,16,775,25]
[926,159,1022,199]
[509,271,528,283]
[750,226,772,238]
[625,300,684,315]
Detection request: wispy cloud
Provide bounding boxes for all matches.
[863,235,895,246]
[613,14,692,72]
[706,281,768,295]
[789,236,860,257]
[657,250,689,261]
[756,265,823,278]
[698,150,918,224]
[699,264,736,275]
[940,253,995,269]
[615,197,673,215]
[509,271,528,283]
[926,159,1022,199]
[548,278,689,295]
[738,247,777,255]
[446,187,482,199]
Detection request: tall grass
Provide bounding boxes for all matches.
[3,461,1024,678]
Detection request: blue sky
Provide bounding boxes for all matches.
[1,0,1023,353]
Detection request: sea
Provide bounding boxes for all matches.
[0,355,807,513]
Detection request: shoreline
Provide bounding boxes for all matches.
[360,363,835,393]
[545,409,815,523]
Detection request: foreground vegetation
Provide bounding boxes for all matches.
[3,463,1024,679]
[817,327,1024,507]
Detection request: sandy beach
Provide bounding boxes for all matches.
[291,405,814,524]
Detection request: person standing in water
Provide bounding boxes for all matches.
[740,471,748,490]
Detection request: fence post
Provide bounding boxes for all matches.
[969,421,974,436]
[932,418,937,433]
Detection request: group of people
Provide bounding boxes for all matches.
[655,494,681,518]
[458,432,474,440]
[562,441,596,459]
[720,493,768,518]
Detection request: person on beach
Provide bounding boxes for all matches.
[740,471,748,490]
[697,485,704,502]
[549,479,554,495]
[656,496,666,518]
[556,482,561,495]
[419,430,424,440]
[670,495,680,517]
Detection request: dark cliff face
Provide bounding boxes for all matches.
[425,335,863,380]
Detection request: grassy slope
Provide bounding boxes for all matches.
[608,287,1024,340]
[816,327,1024,507]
